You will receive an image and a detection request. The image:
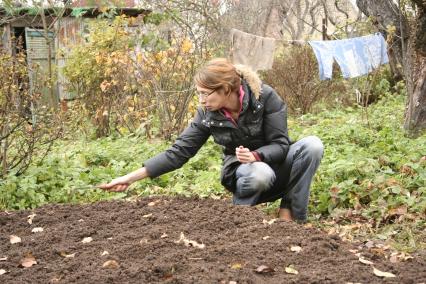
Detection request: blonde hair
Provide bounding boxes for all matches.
[194,58,241,95]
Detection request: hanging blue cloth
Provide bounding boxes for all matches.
[309,33,389,80]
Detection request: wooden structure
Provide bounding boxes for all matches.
[0,6,150,103]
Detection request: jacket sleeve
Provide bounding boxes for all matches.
[143,108,211,178]
[254,86,291,164]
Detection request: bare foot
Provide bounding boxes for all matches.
[278,208,293,222]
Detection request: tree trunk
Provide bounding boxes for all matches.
[404,6,426,136]
[355,0,406,81]
[356,0,426,137]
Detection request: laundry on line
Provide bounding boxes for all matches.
[229,28,389,79]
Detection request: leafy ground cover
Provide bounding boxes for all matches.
[1,92,425,252]
[1,197,425,283]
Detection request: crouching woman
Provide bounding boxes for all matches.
[100,58,324,222]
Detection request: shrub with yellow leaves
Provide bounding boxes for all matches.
[63,14,211,139]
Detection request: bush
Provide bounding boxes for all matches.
[262,45,346,114]
[0,48,62,178]
[62,15,209,140]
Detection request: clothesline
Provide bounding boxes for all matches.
[229,28,389,80]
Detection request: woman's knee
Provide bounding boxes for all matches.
[301,136,324,160]
[251,162,276,188]
[236,162,275,191]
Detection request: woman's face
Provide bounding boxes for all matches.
[196,85,228,111]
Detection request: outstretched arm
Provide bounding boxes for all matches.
[98,167,149,192]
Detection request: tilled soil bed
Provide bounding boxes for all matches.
[0,197,425,283]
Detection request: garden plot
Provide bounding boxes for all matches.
[0,197,425,283]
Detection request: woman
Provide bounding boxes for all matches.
[99,58,324,222]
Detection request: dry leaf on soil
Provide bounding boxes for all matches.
[102,260,119,269]
[10,235,21,244]
[230,263,242,269]
[59,252,76,258]
[359,257,374,265]
[147,200,161,206]
[140,238,149,245]
[229,281,237,284]
[27,214,36,224]
[31,227,44,233]
[262,236,271,240]
[285,265,299,275]
[372,267,396,278]
[0,269,7,275]
[20,253,37,268]
[390,252,413,263]
[255,265,275,274]
[262,219,277,225]
[0,257,7,261]
[101,251,109,256]
[142,213,153,218]
[290,246,302,253]
[174,232,205,249]
[81,237,93,243]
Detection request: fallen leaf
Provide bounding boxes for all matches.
[255,265,275,274]
[174,232,205,249]
[20,253,37,268]
[262,236,271,240]
[142,213,153,218]
[102,260,119,269]
[81,237,93,243]
[229,281,237,284]
[78,219,84,222]
[27,214,36,224]
[285,265,298,275]
[160,233,168,239]
[50,276,62,283]
[147,200,161,206]
[0,257,7,261]
[31,227,44,233]
[140,238,149,245]
[262,219,277,225]
[59,252,76,258]
[290,246,302,253]
[373,267,396,278]
[107,237,113,240]
[349,249,358,254]
[10,235,21,244]
[390,252,413,263]
[364,240,374,248]
[359,257,374,265]
[0,269,6,275]
[230,263,242,269]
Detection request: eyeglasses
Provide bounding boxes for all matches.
[197,89,216,99]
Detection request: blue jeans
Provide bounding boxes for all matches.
[232,136,324,221]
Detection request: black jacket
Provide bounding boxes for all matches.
[144,75,291,192]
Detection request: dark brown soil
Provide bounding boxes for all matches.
[0,197,425,284]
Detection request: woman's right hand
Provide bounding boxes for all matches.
[98,176,131,192]
[98,167,149,192]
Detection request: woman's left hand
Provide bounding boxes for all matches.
[236,146,256,164]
